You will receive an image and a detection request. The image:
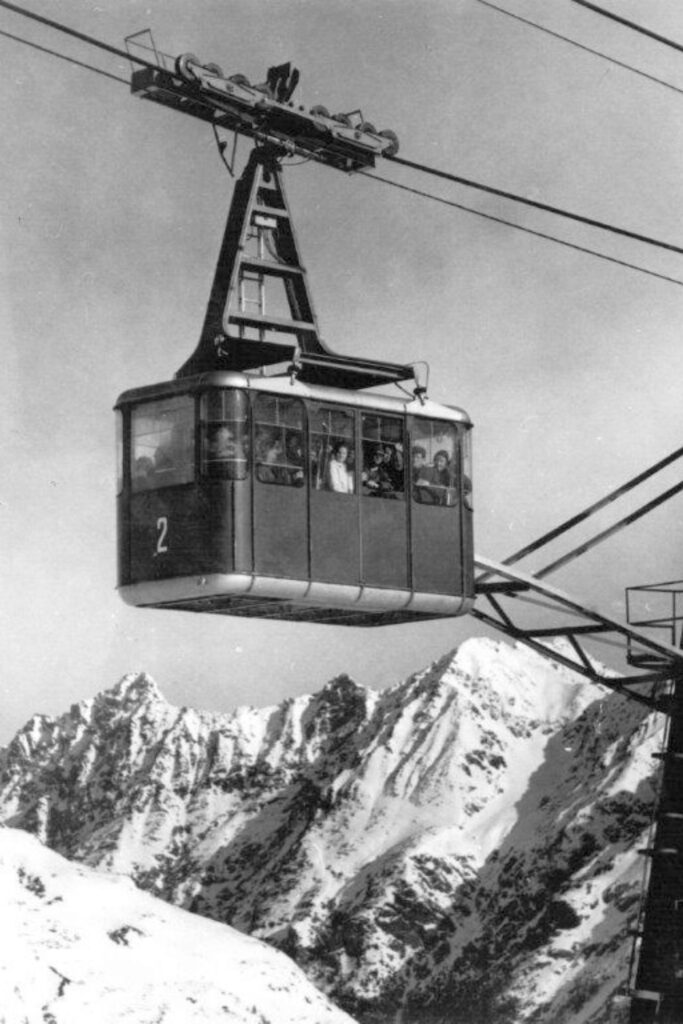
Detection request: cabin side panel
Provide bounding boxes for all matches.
[411,504,463,595]
[360,498,409,588]
[127,486,233,584]
[310,491,360,584]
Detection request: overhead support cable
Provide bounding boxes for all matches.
[3,0,683,260]
[534,479,683,579]
[476,444,683,582]
[362,171,683,289]
[571,0,683,57]
[3,0,683,288]
[476,0,683,98]
[0,0,156,69]
[475,447,683,689]
[0,25,128,84]
[386,153,683,257]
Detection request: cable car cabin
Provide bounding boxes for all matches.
[115,372,474,626]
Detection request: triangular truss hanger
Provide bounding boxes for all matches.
[176,146,413,390]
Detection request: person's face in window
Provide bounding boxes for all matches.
[265,438,283,462]
[434,453,448,472]
[134,456,154,478]
[213,427,235,456]
[413,449,426,471]
[334,445,349,463]
[287,435,303,463]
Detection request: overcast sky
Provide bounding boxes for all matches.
[3,0,683,743]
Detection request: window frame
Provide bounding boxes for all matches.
[410,417,461,509]
[130,393,196,493]
[115,410,124,496]
[200,389,249,481]
[253,393,306,489]
[360,412,406,500]
[309,403,356,496]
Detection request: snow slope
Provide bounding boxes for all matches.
[0,825,357,1024]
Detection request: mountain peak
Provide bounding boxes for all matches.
[324,673,364,694]
[445,636,602,725]
[108,671,165,707]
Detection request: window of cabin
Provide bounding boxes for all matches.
[253,394,305,487]
[115,410,123,496]
[410,420,460,507]
[361,413,405,499]
[462,427,473,509]
[200,390,248,480]
[130,396,195,492]
[309,407,355,494]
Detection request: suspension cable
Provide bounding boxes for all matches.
[4,0,683,271]
[362,171,683,289]
[0,0,156,69]
[477,444,683,580]
[0,25,128,84]
[476,0,683,99]
[386,152,683,257]
[571,0,683,57]
[535,480,683,579]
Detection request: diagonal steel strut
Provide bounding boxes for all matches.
[473,556,683,706]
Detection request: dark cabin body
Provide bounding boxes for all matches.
[115,371,474,626]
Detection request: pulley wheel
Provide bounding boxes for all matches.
[379,129,400,156]
[175,53,200,83]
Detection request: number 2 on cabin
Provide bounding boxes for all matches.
[156,516,169,555]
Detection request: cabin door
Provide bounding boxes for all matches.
[409,417,465,596]
[252,394,309,579]
[359,413,409,589]
[309,405,360,585]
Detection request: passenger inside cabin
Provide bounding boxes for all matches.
[362,445,394,496]
[208,424,246,478]
[133,455,155,489]
[154,422,194,478]
[285,431,305,486]
[431,450,451,489]
[411,445,428,482]
[387,443,404,492]
[211,425,238,458]
[326,440,354,493]
[154,444,174,472]
[415,449,455,505]
[257,432,286,484]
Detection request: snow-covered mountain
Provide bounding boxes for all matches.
[0,637,662,1023]
[0,825,356,1023]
